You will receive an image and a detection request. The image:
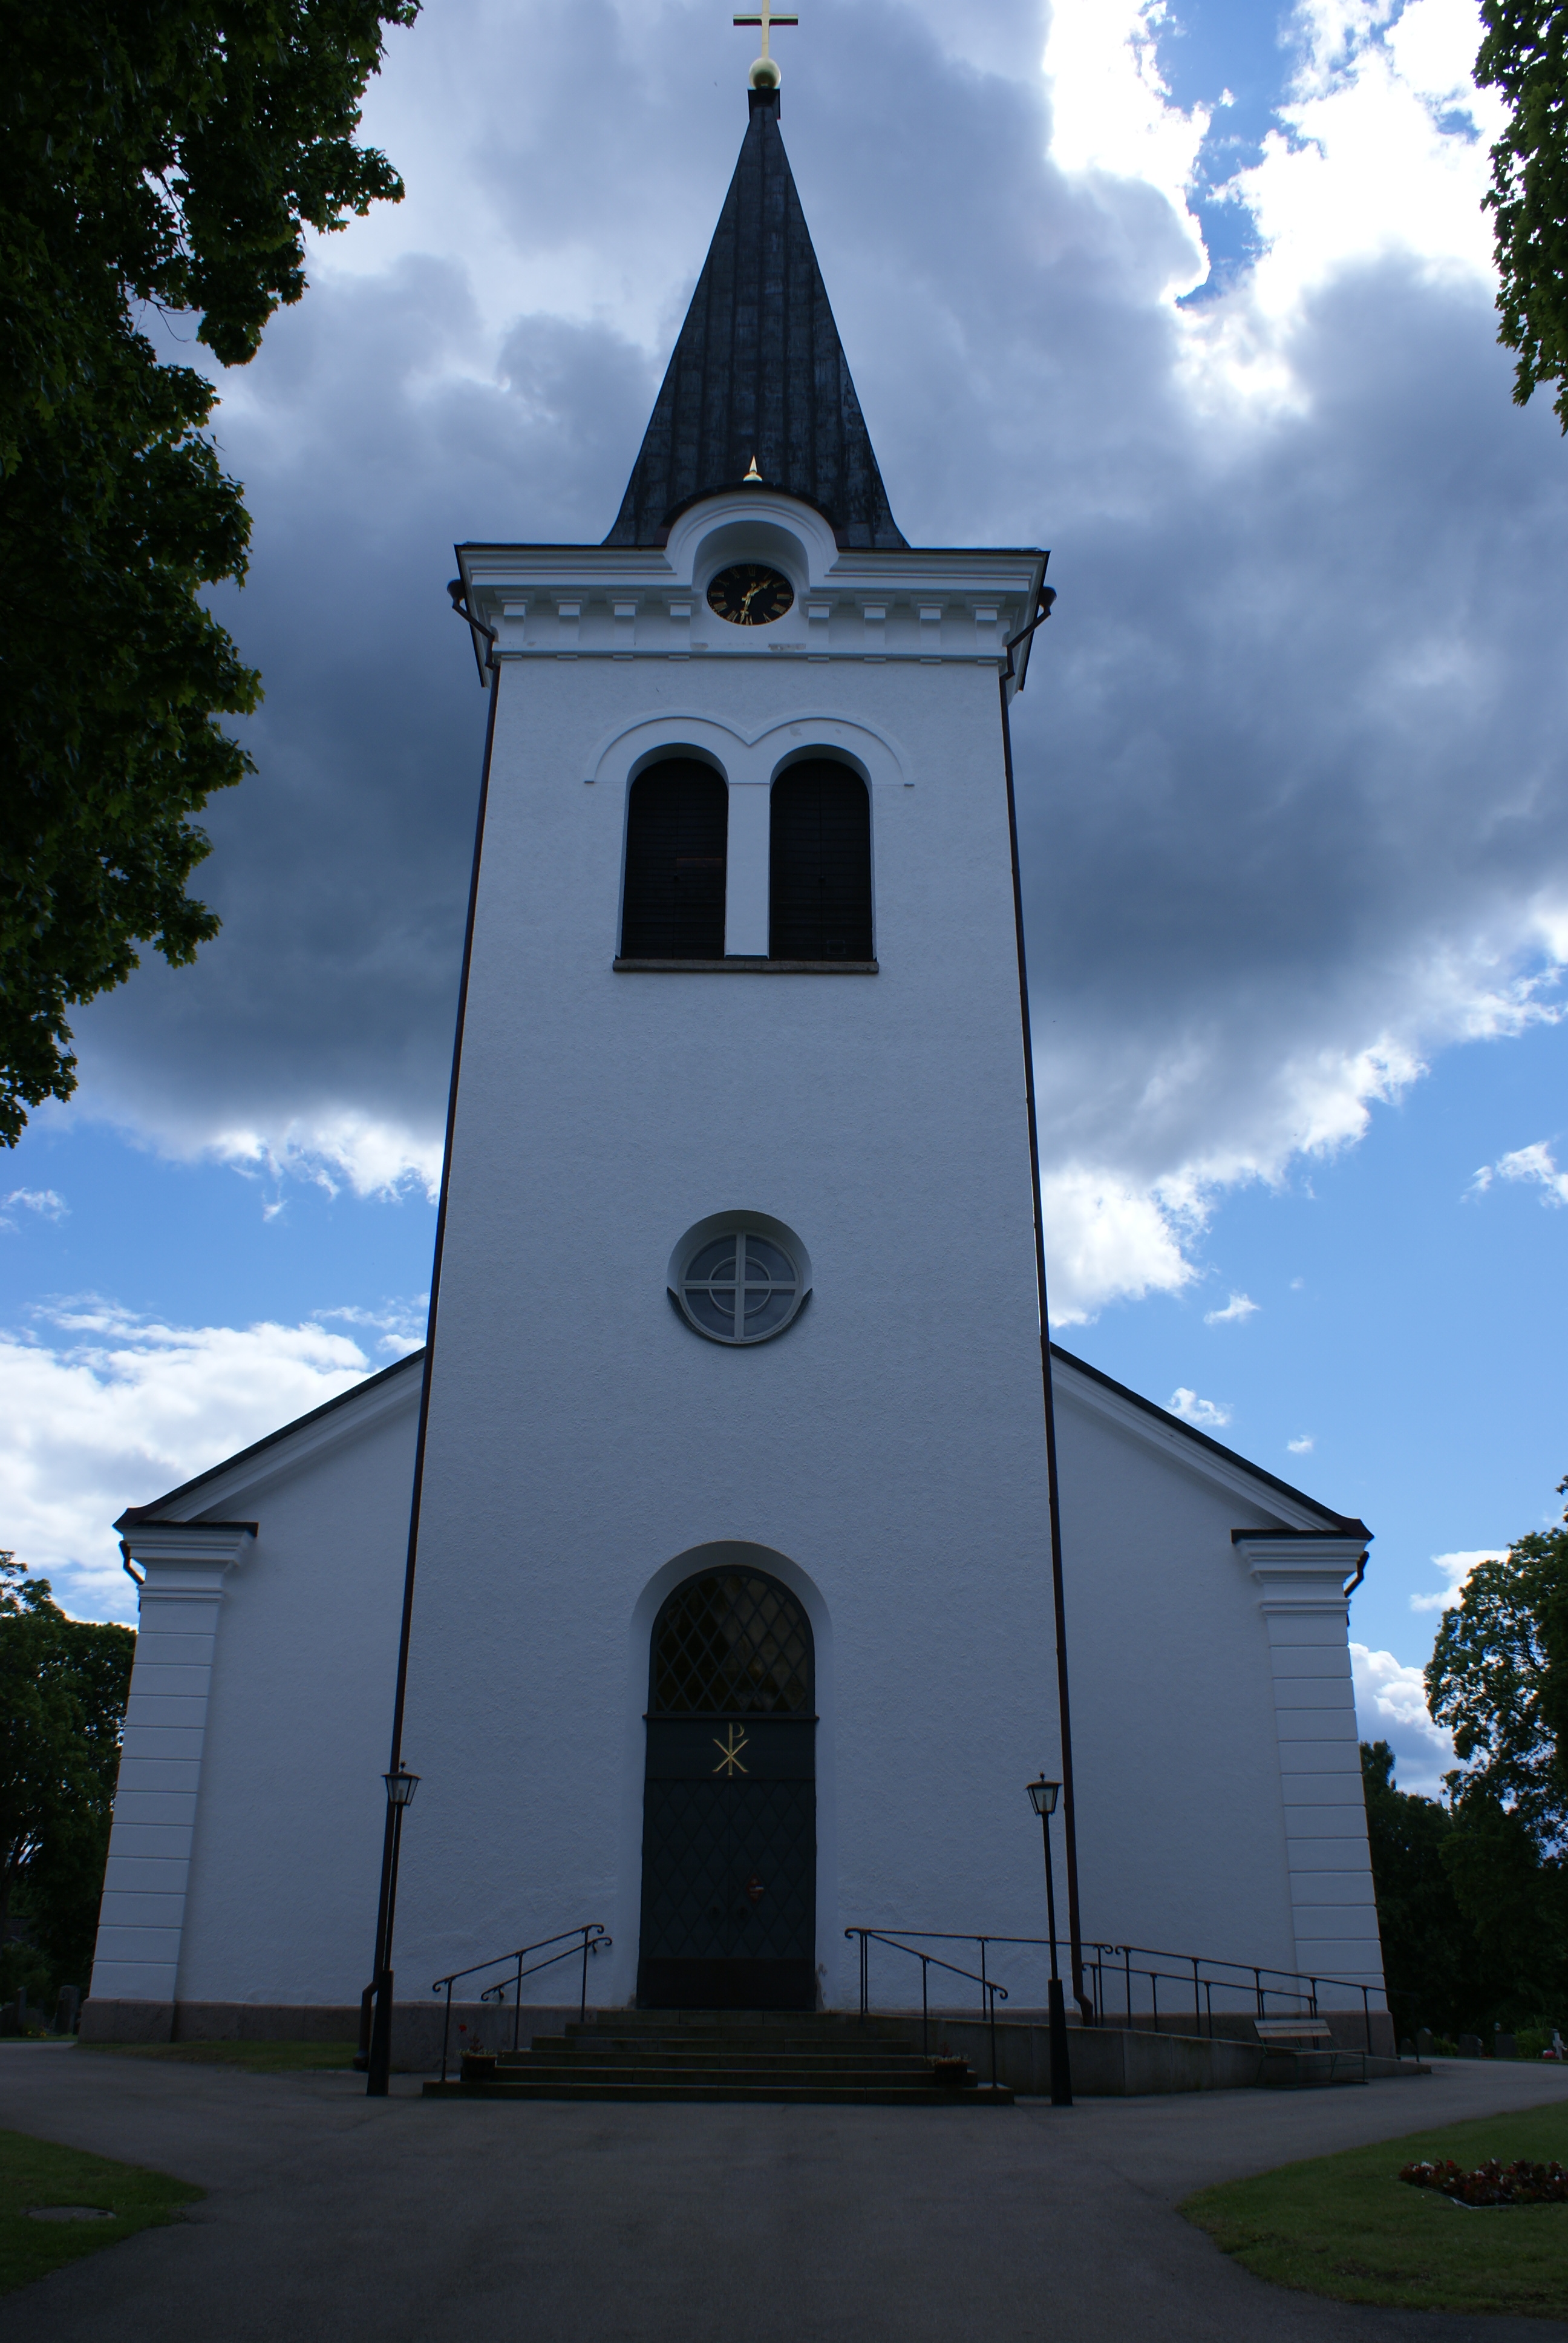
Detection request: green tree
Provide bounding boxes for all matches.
[1360,1740,1494,2039]
[1477,0,1568,429]
[1425,1481,1568,2025]
[1,0,418,1145]
[0,1558,134,2004]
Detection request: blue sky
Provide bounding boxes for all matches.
[3,0,1564,1800]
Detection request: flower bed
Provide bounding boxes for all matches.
[1399,2158,1568,2207]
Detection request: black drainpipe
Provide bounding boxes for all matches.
[364,589,501,2062]
[998,576,1093,2024]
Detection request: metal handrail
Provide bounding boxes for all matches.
[844,1928,1009,2088]
[432,1924,611,2082]
[844,1927,1384,2054]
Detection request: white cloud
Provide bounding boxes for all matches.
[316,1300,428,1355]
[1474,1139,1568,1207]
[1287,1433,1315,1454]
[216,1116,444,1202]
[1043,0,1210,297]
[1039,1164,1199,1322]
[1410,1547,1501,1612]
[1352,1640,1454,1795]
[1193,0,1507,375]
[0,1188,68,1231]
[0,1305,401,1619]
[1204,1291,1258,1325]
[1169,1386,1233,1429]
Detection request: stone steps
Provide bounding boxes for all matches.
[423,2010,1014,2106]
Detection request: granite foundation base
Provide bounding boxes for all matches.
[79,1999,596,2068]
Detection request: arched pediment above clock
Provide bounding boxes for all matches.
[665,488,842,598]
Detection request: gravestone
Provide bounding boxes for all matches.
[1416,2027,1434,2058]
[53,1984,80,2036]
[1459,2032,1485,2058]
[1495,2030,1517,2059]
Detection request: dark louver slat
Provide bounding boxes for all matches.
[621,762,728,960]
[769,761,872,962]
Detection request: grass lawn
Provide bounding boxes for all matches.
[0,2128,203,2296]
[77,2040,358,2074]
[1183,2099,1568,2318]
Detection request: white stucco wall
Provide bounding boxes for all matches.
[87,490,1383,2025]
[397,551,1066,2013]
[90,1363,420,2013]
[1051,1363,1382,2011]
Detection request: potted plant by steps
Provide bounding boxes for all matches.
[459,2027,498,2084]
[930,2050,970,2090]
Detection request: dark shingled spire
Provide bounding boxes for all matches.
[604,91,906,549]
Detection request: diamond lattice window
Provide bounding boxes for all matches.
[650,1572,814,1715]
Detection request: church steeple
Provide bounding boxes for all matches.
[603,90,907,551]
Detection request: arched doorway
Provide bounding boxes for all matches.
[638,1567,817,2009]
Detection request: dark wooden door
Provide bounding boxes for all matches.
[637,1570,816,2010]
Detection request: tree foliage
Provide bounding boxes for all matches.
[0,1559,134,1996]
[1382,1480,1568,2033]
[1477,0,1568,429]
[1426,1480,1568,1850]
[0,0,417,1144]
[1360,1741,1488,2039]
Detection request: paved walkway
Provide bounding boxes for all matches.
[4,2045,1568,2341]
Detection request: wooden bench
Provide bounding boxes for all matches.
[1255,2016,1365,2086]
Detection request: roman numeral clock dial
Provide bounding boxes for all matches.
[706,563,794,625]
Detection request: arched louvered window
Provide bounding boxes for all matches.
[621,759,728,960]
[769,759,872,962]
[650,1570,814,1716]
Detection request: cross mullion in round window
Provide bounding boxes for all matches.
[674,1222,808,1344]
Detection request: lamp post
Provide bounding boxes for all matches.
[1027,1776,1073,2107]
[365,1765,420,2099]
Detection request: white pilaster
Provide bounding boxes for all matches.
[1234,1532,1385,2001]
[724,782,772,957]
[88,1522,255,2016]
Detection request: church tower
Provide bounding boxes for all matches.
[393,70,1060,2013]
[82,48,1388,2054]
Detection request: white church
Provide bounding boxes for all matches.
[85,66,1387,2052]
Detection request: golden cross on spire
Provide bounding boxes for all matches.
[734,0,797,88]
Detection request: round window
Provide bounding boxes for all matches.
[670,1215,811,1345]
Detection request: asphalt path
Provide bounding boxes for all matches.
[4,2045,1568,2341]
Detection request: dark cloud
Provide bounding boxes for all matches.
[67,0,1568,1263]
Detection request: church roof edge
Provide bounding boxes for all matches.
[1049,1342,1371,1541]
[115,1348,426,1528]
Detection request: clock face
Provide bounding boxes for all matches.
[706,563,794,627]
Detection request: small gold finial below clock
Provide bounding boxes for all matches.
[734,1,797,87]
[743,456,763,483]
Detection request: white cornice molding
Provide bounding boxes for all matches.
[1234,1534,1368,1615]
[457,492,1045,670]
[122,1521,256,1604]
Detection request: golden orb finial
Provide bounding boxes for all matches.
[734,5,797,86]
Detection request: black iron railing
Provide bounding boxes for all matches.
[846,1927,1384,2054]
[844,1928,1008,2088]
[431,1924,611,2082]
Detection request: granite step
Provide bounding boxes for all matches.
[422,2008,1014,2105]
